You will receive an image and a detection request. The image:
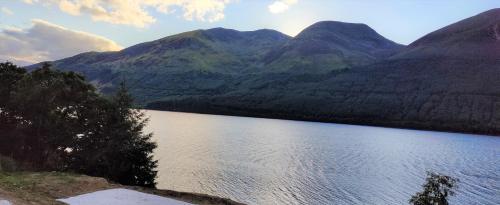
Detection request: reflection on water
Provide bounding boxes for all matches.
[145,110,500,205]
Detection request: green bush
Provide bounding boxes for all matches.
[0,155,17,172]
[410,172,459,205]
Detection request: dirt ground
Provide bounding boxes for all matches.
[0,172,244,205]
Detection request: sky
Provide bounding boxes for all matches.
[0,0,499,65]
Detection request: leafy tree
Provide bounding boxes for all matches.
[0,62,157,187]
[410,172,459,205]
[8,63,97,169]
[0,62,26,107]
[0,62,26,157]
[69,82,158,187]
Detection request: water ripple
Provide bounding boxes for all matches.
[146,110,500,205]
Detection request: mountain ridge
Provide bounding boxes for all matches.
[27,9,500,135]
[28,21,401,100]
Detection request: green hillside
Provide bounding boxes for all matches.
[27,9,500,135]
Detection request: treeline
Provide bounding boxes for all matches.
[0,62,157,187]
[146,87,500,136]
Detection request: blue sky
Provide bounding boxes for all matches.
[0,0,499,65]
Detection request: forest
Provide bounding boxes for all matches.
[0,62,157,188]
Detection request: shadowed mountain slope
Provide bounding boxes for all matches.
[147,9,500,135]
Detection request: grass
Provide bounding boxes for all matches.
[0,171,245,205]
[0,171,117,205]
[0,172,77,189]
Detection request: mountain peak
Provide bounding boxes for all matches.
[263,21,403,73]
[306,21,370,29]
[295,21,400,50]
[296,21,373,38]
[305,21,369,28]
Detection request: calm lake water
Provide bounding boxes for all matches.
[145,110,500,205]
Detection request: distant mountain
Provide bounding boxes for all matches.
[29,28,291,102]
[28,9,500,135]
[53,28,291,75]
[263,21,403,73]
[147,9,500,135]
[29,22,399,103]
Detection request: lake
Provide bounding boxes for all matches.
[145,110,500,205]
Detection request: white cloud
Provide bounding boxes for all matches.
[0,19,122,65]
[268,0,297,14]
[22,0,233,28]
[1,7,14,15]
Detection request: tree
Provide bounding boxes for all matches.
[410,172,459,205]
[8,63,97,169]
[69,82,158,187]
[0,62,158,187]
[0,62,26,107]
[0,62,26,157]
[104,82,157,187]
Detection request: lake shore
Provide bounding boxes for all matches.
[144,107,499,137]
[0,172,244,205]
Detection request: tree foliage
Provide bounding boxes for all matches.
[410,172,459,205]
[68,83,157,187]
[0,62,157,187]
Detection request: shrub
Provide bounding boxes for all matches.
[410,172,459,205]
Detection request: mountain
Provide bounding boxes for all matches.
[28,9,500,135]
[30,28,291,103]
[29,22,400,103]
[147,9,500,135]
[263,21,403,73]
[53,28,291,75]
[393,8,500,60]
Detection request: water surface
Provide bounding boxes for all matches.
[145,110,500,205]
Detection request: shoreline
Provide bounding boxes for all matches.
[144,107,500,137]
[0,172,244,205]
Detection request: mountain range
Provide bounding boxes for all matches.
[30,9,500,135]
